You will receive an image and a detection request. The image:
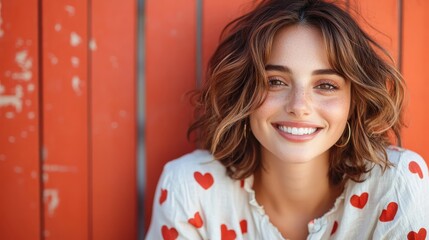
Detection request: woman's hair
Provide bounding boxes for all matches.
[188,0,405,185]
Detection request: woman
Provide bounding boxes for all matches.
[146,0,429,239]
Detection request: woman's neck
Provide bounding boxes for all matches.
[253,149,342,225]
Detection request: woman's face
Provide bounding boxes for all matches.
[250,25,351,164]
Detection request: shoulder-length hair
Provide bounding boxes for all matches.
[188,0,405,185]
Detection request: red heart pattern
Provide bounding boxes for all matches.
[240,179,245,188]
[330,221,338,236]
[194,171,214,190]
[221,224,236,240]
[407,228,427,240]
[159,188,167,205]
[350,192,369,209]
[240,219,247,234]
[188,211,203,228]
[409,161,424,179]
[161,225,178,240]
[379,202,398,222]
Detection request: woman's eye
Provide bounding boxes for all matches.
[316,83,337,91]
[268,79,285,87]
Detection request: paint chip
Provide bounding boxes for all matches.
[14,166,23,174]
[71,76,83,95]
[12,50,33,81]
[5,112,14,119]
[0,85,23,112]
[111,122,119,129]
[54,23,62,32]
[89,39,97,51]
[49,54,58,65]
[44,189,60,216]
[27,83,35,92]
[8,136,16,143]
[71,56,79,68]
[0,154,6,161]
[28,111,35,119]
[64,5,75,16]
[70,32,82,47]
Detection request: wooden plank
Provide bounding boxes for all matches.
[144,0,197,231]
[0,0,41,239]
[41,0,89,238]
[402,0,429,162]
[202,0,257,77]
[90,0,137,239]
[349,0,400,63]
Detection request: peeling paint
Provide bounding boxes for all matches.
[48,53,58,65]
[42,173,49,182]
[89,38,97,51]
[27,83,35,92]
[0,2,4,38]
[0,85,24,112]
[70,32,81,47]
[71,56,80,68]
[65,5,75,16]
[27,111,35,119]
[44,189,60,216]
[30,171,37,179]
[43,164,78,173]
[14,166,23,174]
[15,38,24,48]
[42,146,48,161]
[54,23,62,32]
[12,50,33,81]
[5,111,14,119]
[71,76,82,95]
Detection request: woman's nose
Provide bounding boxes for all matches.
[284,87,311,117]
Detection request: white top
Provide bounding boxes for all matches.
[146,146,429,240]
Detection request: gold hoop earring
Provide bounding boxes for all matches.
[335,122,351,148]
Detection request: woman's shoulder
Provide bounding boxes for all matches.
[383,146,428,181]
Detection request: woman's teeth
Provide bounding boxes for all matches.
[278,126,317,135]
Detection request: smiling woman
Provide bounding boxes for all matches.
[145,0,429,239]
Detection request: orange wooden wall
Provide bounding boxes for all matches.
[1,0,428,239]
[0,0,137,239]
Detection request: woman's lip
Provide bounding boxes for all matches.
[271,122,322,142]
[272,121,322,128]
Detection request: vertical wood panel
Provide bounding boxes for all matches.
[202,0,256,77]
[42,0,89,238]
[349,0,400,63]
[402,0,429,162]
[91,0,137,238]
[144,0,197,231]
[0,1,41,239]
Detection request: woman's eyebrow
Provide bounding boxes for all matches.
[265,64,341,76]
[265,64,291,73]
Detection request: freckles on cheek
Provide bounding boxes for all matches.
[318,97,351,119]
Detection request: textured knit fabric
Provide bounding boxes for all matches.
[146,146,429,240]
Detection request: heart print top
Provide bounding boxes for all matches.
[146,146,429,240]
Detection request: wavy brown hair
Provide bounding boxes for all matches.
[188,0,405,185]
